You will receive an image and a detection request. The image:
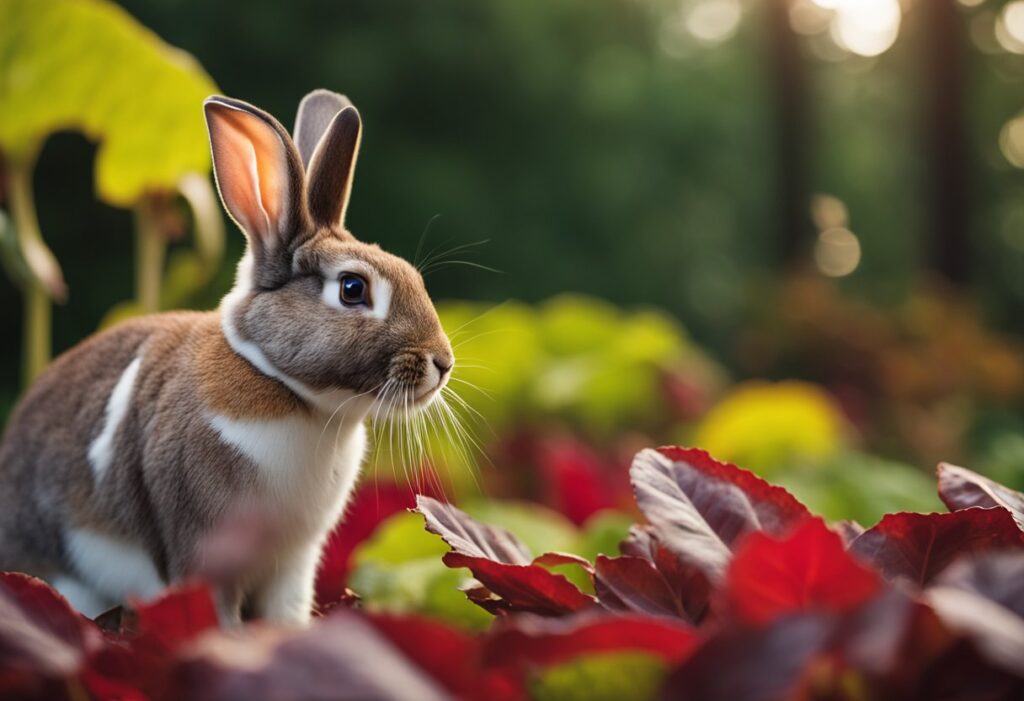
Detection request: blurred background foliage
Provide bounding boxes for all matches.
[5,0,1024,610]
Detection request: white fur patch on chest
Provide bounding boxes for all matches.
[209,413,367,537]
[88,357,142,479]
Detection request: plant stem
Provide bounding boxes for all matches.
[8,160,51,385]
[134,196,166,314]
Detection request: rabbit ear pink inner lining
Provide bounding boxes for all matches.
[207,104,291,249]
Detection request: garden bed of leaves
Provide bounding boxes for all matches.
[3,446,1024,700]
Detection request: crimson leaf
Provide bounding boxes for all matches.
[849,508,1024,586]
[482,612,698,671]
[0,573,101,692]
[416,496,595,616]
[594,555,688,620]
[722,518,881,625]
[630,447,811,582]
[938,463,1024,530]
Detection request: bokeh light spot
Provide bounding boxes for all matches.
[814,227,862,278]
[686,0,743,46]
[996,1,1024,54]
[830,0,902,58]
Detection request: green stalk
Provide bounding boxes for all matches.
[8,159,52,385]
[134,196,166,314]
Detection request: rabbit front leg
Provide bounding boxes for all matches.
[252,544,321,624]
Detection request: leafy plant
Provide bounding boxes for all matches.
[3,447,1023,700]
[0,0,222,381]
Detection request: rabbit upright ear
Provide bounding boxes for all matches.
[204,96,307,281]
[294,89,352,169]
[305,106,362,230]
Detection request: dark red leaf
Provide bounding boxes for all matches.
[169,611,453,701]
[927,586,1024,677]
[722,518,881,625]
[935,551,1024,618]
[367,614,479,697]
[0,573,101,691]
[443,553,594,616]
[619,525,713,623]
[849,508,1024,586]
[658,613,834,701]
[483,612,698,671]
[938,463,1024,530]
[630,447,812,582]
[132,581,219,651]
[417,496,595,616]
[928,551,1024,677]
[594,555,687,620]
[416,496,531,565]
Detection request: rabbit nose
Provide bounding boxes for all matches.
[432,356,453,376]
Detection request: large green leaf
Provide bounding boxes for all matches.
[0,0,217,204]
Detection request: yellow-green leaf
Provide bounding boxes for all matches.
[0,0,217,205]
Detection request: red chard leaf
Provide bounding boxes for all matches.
[935,551,1024,618]
[658,613,834,701]
[722,518,881,626]
[630,448,811,582]
[594,555,688,620]
[416,496,531,565]
[483,612,698,672]
[849,508,1024,586]
[132,581,219,651]
[442,553,595,616]
[0,573,101,690]
[938,463,1024,530]
[417,496,595,616]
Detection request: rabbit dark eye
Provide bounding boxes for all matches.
[339,274,369,306]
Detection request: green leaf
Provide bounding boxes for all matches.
[0,0,217,205]
[529,652,669,701]
[577,510,634,562]
[775,452,943,525]
[348,512,492,629]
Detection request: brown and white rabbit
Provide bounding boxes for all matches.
[0,90,453,624]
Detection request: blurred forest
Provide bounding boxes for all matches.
[5,0,1024,478]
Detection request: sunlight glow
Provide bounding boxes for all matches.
[996,1,1024,54]
[686,0,743,46]
[830,0,902,58]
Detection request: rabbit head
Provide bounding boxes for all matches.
[204,91,452,415]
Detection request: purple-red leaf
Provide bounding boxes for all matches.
[938,463,1024,530]
[0,572,101,691]
[416,496,531,565]
[658,614,834,701]
[594,555,687,620]
[935,551,1024,618]
[416,496,595,616]
[849,508,1024,586]
[722,518,881,626]
[483,612,698,671]
[927,551,1024,677]
[132,581,219,651]
[630,447,811,582]
[442,553,594,616]
[170,611,453,701]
